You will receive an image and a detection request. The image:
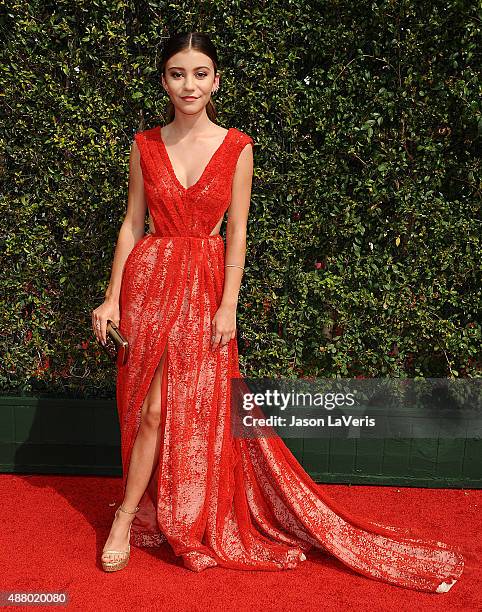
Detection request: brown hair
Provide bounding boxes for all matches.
[160,32,219,124]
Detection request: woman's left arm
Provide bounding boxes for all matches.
[211,142,254,350]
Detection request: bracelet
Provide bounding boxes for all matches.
[225,264,244,270]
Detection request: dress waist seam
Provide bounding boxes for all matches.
[150,233,223,241]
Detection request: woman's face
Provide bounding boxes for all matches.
[162,49,219,114]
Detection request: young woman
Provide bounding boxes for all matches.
[91,32,464,592]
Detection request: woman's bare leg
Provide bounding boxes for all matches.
[102,347,167,562]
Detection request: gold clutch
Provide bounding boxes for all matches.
[102,320,129,365]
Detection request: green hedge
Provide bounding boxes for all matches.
[1,1,480,397]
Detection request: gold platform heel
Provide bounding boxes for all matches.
[101,504,140,572]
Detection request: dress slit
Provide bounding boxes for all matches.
[122,333,171,548]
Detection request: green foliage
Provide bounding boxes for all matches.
[0,1,480,396]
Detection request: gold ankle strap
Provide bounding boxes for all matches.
[118,504,140,514]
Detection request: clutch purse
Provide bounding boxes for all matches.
[102,320,129,365]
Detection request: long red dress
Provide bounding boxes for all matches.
[116,125,464,593]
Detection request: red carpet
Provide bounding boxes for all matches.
[0,474,479,611]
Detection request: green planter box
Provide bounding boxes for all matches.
[302,436,480,487]
[0,395,122,476]
[0,396,480,487]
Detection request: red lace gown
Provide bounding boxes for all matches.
[116,125,464,593]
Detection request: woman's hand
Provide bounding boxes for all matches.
[92,299,120,346]
[211,304,237,351]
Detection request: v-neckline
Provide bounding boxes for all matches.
[158,126,234,193]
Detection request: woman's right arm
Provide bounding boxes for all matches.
[91,138,147,345]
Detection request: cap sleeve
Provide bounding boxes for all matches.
[244,133,254,147]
